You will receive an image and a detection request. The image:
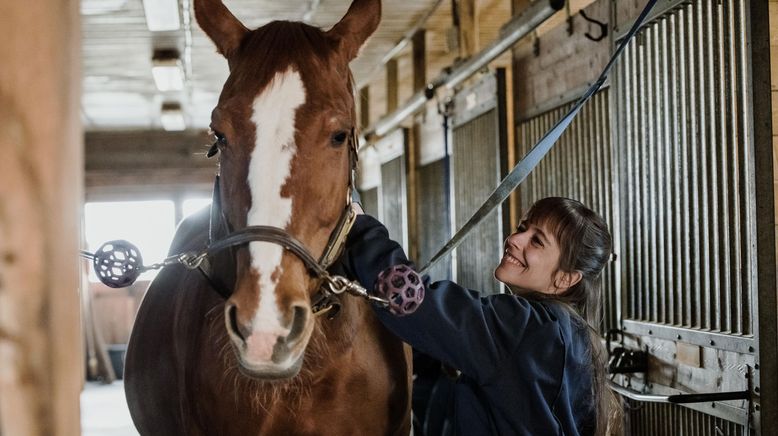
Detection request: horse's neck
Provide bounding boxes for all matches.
[171,206,211,254]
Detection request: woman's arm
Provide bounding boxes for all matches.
[339,214,548,382]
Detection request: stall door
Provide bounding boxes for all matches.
[450,69,508,294]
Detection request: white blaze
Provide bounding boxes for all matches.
[246,68,306,337]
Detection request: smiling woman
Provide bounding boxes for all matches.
[339,196,620,436]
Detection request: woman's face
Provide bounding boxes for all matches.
[494,219,571,294]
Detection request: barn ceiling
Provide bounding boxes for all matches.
[80,0,444,132]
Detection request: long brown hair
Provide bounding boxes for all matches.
[522,197,621,436]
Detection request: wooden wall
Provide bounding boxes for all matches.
[90,282,147,346]
[85,130,215,201]
[511,0,603,119]
[0,0,82,434]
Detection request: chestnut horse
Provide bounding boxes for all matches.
[123,0,412,434]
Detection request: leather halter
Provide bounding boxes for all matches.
[197,130,370,317]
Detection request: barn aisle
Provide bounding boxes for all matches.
[81,381,138,436]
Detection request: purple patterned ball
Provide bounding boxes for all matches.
[375,265,425,316]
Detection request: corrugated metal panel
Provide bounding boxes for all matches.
[452,108,503,294]
[626,400,746,436]
[613,0,752,336]
[515,90,617,331]
[416,158,452,281]
[381,156,408,250]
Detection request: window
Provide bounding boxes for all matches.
[84,200,176,282]
[182,197,211,221]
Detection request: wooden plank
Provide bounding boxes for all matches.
[413,30,427,92]
[387,59,399,113]
[0,0,82,434]
[676,342,702,369]
[360,86,370,130]
[458,0,479,58]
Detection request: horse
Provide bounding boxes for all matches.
[123,0,413,434]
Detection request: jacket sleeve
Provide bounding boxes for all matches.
[339,214,550,383]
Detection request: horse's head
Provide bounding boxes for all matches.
[194,0,380,379]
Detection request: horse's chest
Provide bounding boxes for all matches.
[196,357,401,436]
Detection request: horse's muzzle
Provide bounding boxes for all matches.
[224,302,310,379]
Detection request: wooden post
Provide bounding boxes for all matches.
[511,0,533,16]
[408,30,427,263]
[458,0,479,58]
[0,0,82,434]
[359,86,370,132]
[413,30,427,93]
[386,59,399,114]
[751,0,778,430]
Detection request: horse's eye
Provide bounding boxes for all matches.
[207,131,228,158]
[330,130,349,147]
[213,131,228,146]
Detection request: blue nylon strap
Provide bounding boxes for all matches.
[420,0,658,275]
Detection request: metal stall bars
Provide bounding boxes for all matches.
[415,103,453,281]
[515,89,617,332]
[449,69,509,294]
[611,0,775,432]
[374,128,410,252]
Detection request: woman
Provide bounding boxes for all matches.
[337,197,621,435]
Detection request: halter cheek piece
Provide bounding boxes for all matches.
[197,129,388,317]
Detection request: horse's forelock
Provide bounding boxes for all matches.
[235,21,334,78]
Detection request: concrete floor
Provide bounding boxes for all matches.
[81,381,138,436]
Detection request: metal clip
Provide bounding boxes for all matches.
[323,275,356,295]
[322,275,390,307]
[177,252,207,270]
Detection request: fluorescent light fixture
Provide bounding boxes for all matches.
[152,49,185,91]
[142,0,181,31]
[160,102,186,131]
[81,0,128,16]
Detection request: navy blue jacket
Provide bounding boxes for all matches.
[338,215,596,436]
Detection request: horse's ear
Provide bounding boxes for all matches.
[327,0,381,61]
[194,0,249,59]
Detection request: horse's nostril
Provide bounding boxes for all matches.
[226,303,249,342]
[287,304,309,342]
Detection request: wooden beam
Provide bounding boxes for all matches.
[511,0,533,16]
[359,86,370,131]
[386,59,399,113]
[412,30,427,93]
[750,0,778,430]
[458,0,479,58]
[0,0,82,434]
[409,30,426,264]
